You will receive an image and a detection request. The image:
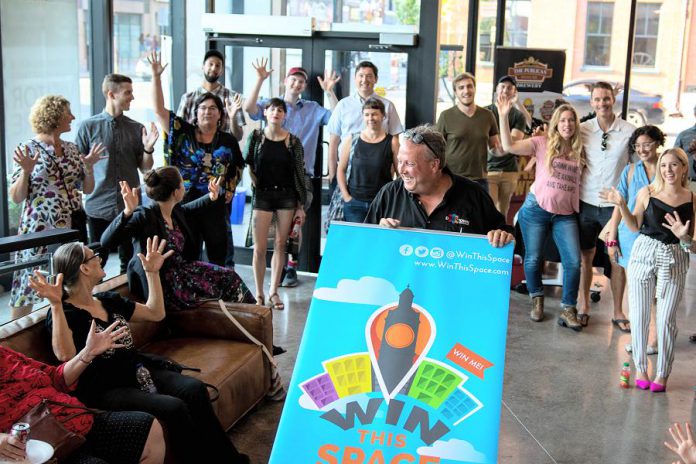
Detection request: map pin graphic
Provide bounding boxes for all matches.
[366,286,435,401]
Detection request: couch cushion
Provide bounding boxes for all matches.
[142,337,269,429]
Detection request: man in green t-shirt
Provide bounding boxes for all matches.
[436,72,500,191]
[486,75,530,220]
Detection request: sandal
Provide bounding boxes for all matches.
[269,293,285,310]
[611,318,631,333]
[577,313,590,327]
[255,295,265,306]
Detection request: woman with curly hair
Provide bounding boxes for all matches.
[8,95,104,312]
[601,148,695,391]
[498,97,586,330]
[605,125,664,353]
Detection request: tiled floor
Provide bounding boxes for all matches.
[229,262,696,464]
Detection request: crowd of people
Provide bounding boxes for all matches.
[4,45,696,461]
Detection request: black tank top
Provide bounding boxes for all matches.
[258,139,293,189]
[348,134,393,202]
[640,194,694,244]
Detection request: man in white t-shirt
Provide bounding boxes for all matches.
[577,81,635,331]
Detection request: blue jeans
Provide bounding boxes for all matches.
[343,198,371,223]
[518,194,581,306]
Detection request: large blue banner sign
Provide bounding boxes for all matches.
[271,223,514,464]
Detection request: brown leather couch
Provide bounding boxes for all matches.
[0,275,274,432]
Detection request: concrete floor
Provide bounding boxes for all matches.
[229,262,696,464]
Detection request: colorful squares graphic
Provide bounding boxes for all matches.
[324,354,372,398]
[407,360,464,408]
[300,373,339,408]
[440,387,483,424]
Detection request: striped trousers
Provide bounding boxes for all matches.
[628,235,690,378]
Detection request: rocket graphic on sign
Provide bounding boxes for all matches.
[366,287,435,400]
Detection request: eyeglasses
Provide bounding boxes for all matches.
[631,141,656,151]
[83,251,102,264]
[403,130,438,156]
[601,132,609,151]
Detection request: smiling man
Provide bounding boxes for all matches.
[365,125,513,248]
[577,81,635,329]
[327,61,403,188]
[436,72,501,192]
[76,74,158,273]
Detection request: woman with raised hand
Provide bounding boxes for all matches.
[498,94,585,330]
[148,51,244,268]
[8,95,104,312]
[604,125,664,344]
[337,97,399,223]
[245,98,307,310]
[0,318,165,464]
[33,235,250,463]
[101,167,255,307]
[601,148,695,392]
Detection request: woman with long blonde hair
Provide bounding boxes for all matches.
[601,148,695,392]
[498,98,586,330]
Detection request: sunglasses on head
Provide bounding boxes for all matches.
[601,132,609,151]
[403,130,437,156]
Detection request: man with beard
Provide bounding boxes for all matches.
[177,49,245,141]
[436,72,501,192]
[76,73,158,273]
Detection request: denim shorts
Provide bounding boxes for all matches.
[254,188,297,212]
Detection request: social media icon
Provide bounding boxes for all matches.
[430,247,444,259]
[415,246,429,258]
[446,251,455,259]
[399,245,414,256]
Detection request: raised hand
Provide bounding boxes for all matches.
[85,319,129,357]
[496,92,513,116]
[665,422,696,464]
[208,176,223,201]
[318,70,341,92]
[120,181,139,216]
[142,122,159,152]
[28,271,64,305]
[13,145,39,173]
[252,57,273,81]
[663,210,692,241]
[598,187,625,207]
[137,235,174,273]
[82,142,107,170]
[226,93,243,116]
[147,51,168,77]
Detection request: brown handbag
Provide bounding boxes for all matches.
[19,399,99,462]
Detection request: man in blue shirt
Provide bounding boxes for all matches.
[76,74,158,273]
[244,60,340,286]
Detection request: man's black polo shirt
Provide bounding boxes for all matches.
[365,169,512,235]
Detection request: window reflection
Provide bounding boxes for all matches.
[584,1,614,67]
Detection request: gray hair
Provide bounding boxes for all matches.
[403,124,447,168]
[53,242,86,293]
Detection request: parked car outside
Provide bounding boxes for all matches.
[562,79,665,126]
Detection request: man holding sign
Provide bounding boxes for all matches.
[365,124,514,248]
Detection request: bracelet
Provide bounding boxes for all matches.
[605,240,618,247]
[78,354,93,364]
[680,239,693,253]
[144,147,154,154]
